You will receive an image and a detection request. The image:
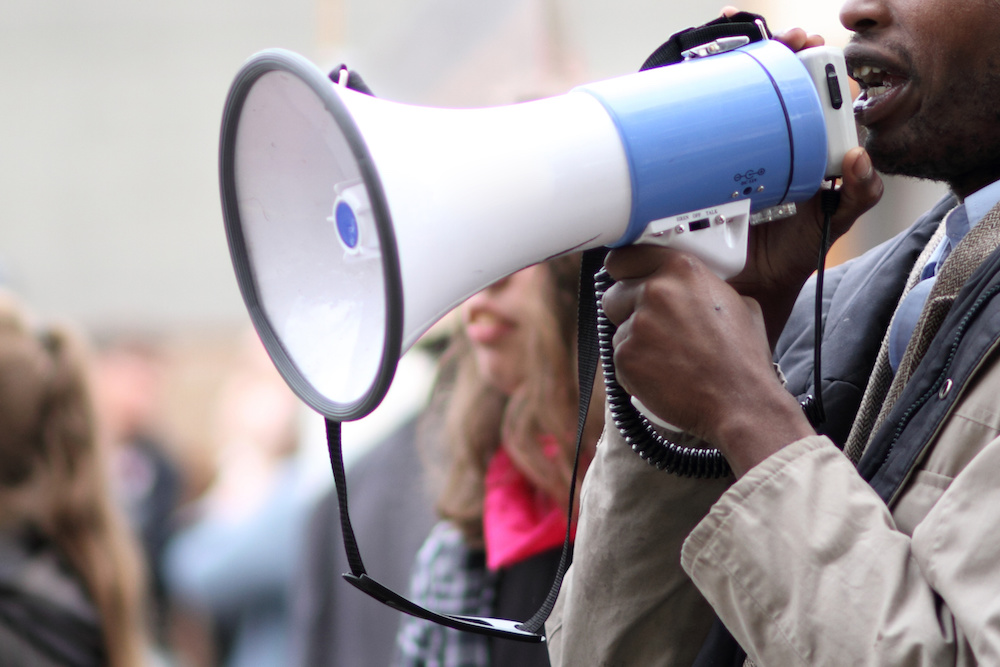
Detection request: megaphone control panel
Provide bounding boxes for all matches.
[634,198,751,279]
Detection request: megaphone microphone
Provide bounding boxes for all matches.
[219,30,857,641]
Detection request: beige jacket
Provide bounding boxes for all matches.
[547,342,1000,665]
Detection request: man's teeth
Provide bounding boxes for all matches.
[853,65,883,81]
[852,65,894,101]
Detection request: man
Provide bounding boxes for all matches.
[547,0,1000,664]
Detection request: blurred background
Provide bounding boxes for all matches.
[0,0,947,664]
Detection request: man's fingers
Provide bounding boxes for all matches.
[601,278,638,328]
[833,147,884,236]
[602,247,682,327]
[603,245,673,282]
[773,27,825,51]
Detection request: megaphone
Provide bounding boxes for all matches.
[219,35,856,424]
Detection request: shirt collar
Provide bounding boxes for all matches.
[962,178,1000,229]
[943,179,1000,252]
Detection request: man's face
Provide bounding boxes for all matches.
[841,0,1000,196]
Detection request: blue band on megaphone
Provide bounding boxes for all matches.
[575,39,827,247]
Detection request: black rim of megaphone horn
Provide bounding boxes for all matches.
[218,48,404,422]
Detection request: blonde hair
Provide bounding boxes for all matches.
[0,293,147,667]
[430,256,603,546]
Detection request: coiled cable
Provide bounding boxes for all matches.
[595,267,733,478]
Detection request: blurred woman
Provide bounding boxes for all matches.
[394,255,604,667]
[163,331,313,667]
[0,292,146,667]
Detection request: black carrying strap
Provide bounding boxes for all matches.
[321,248,607,641]
[518,246,607,634]
[640,11,770,71]
[325,418,543,641]
[326,419,367,578]
[328,63,374,95]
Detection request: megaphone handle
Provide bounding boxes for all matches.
[592,186,838,474]
[514,247,609,635]
[593,269,734,478]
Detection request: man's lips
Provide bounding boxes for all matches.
[850,66,911,126]
[845,47,912,127]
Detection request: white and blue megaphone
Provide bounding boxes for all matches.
[219,35,857,424]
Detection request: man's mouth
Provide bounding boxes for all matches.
[853,65,890,108]
[850,63,909,120]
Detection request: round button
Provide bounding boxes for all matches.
[335,200,359,249]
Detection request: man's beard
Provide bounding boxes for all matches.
[863,66,1000,189]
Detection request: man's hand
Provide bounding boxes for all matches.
[602,246,815,477]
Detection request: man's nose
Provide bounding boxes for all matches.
[840,0,891,33]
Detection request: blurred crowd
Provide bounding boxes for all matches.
[0,252,593,667]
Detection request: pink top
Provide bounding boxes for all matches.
[483,439,574,571]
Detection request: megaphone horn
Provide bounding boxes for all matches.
[219,37,856,423]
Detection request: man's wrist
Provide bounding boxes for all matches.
[712,389,816,478]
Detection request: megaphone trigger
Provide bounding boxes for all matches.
[634,199,751,279]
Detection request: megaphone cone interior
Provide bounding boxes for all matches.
[220,41,850,421]
[221,50,403,421]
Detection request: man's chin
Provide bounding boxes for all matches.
[863,132,944,183]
